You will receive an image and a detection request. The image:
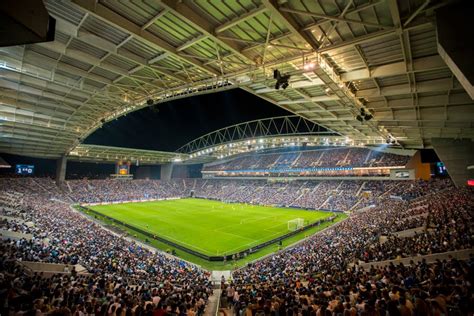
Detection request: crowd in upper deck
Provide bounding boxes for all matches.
[204,147,410,172]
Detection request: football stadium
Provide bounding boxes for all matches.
[0,0,473,315]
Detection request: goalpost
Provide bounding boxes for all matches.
[287,218,305,231]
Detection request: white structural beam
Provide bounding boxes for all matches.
[317,22,432,54]
[254,56,445,94]
[0,95,80,120]
[0,46,113,88]
[215,5,268,33]
[176,35,208,52]
[52,16,186,84]
[0,130,75,145]
[0,79,85,108]
[357,78,463,98]
[301,1,384,32]
[148,53,170,64]
[367,92,473,110]
[278,96,339,104]
[141,9,168,30]
[341,55,447,81]
[254,78,325,93]
[0,67,91,102]
[37,41,159,90]
[404,0,431,27]
[158,0,253,63]
[71,0,219,77]
[280,7,394,30]
[0,91,77,117]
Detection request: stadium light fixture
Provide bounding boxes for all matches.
[303,58,315,71]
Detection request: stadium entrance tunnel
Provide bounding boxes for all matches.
[78,205,339,262]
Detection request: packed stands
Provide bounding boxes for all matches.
[1,176,471,315]
[0,177,212,316]
[204,147,410,172]
[231,188,473,315]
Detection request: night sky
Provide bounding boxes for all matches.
[85,88,291,152]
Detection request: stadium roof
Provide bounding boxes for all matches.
[1,0,473,159]
[68,144,186,164]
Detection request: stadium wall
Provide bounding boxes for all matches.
[171,164,203,178]
[134,165,161,179]
[66,161,115,179]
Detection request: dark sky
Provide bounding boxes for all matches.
[85,88,291,151]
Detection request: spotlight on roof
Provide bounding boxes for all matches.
[303,59,315,70]
[324,87,333,96]
[146,98,154,106]
[386,134,397,145]
[356,108,374,122]
[273,69,291,90]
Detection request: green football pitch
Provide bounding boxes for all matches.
[86,198,344,269]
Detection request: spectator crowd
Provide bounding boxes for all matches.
[0,175,471,315]
[0,177,212,316]
[204,147,410,172]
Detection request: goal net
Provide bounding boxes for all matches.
[288,218,305,231]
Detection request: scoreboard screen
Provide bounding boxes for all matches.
[436,162,447,175]
[118,165,129,175]
[15,164,35,175]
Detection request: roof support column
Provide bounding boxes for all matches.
[56,154,67,185]
[431,138,474,188]
[160,163,173,181]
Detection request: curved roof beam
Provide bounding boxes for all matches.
[176,115,339,154]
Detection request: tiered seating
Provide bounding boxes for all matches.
[0,177,212,316]
[231,188,473,316]
[1,176,470,315]
[203,147,410,172]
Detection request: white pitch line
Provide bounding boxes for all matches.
[224,230,284,254]
[132,223,211,254]
[213,229,255,242]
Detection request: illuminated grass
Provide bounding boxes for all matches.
[86,198,345,269]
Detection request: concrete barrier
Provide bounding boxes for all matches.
[354,249,474,269]
[393,226,430,237]
[19,261,90,278]
[0,229,33,241]
[1,215,26,223]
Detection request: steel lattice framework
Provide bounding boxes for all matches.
[68,144,185,164]
[177,115,338,154]
[1,0,473,159]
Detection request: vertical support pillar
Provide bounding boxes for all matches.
[55,154,67,185]
[161,163,173,181]
[431,138,474,187]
